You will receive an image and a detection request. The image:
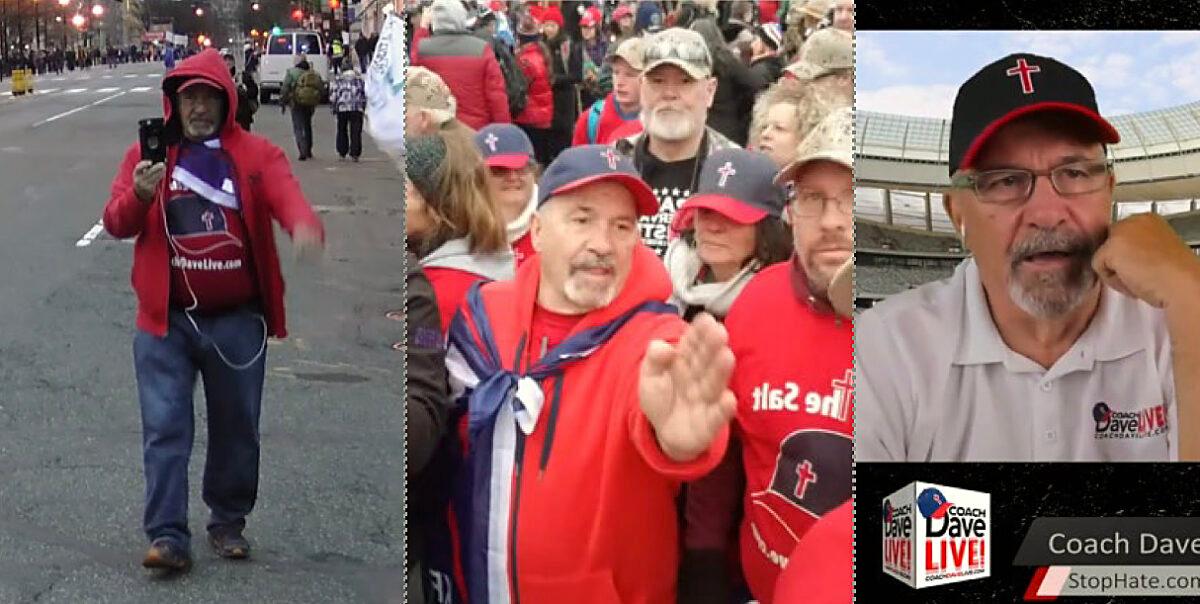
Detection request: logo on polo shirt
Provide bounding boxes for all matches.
[1092,401,1168,440]
[750,370,852,421]
[884,482,991,589]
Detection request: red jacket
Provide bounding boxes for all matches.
[571,94,641,146]
[412,27,511,130]
[426,266,488,335]
[103,49,324,338]
[723,260,853,604]
[514,41,553,129]
[452,245,730,604]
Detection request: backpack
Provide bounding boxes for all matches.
[492,40,528,118]
[294,70,323,107]
[586,98,604,144]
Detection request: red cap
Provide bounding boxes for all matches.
[612,5,632,20]
[177,76,221,93]
[671,194,768,234]
[580,10,598,28]
[489,0,504,11]
[541,6,564,27]
[485,154,534,169]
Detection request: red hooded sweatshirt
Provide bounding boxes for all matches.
[451,245,730,604]
[103,49,324,338]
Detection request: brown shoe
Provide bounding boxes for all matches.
[142,538,192,572]
[208,525,251,560]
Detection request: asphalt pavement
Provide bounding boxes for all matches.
[0,61,405,603]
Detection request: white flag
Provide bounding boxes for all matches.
[365,11,407,158]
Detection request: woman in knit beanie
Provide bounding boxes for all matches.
[405,129,515,333]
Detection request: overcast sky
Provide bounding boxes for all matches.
[856,31,1200,119]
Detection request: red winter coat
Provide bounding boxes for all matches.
[103,49,324,338]
[412,27,511,130]
[515,41,554,129]
[451,246,730,604]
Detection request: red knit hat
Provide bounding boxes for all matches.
[541,6,564,27]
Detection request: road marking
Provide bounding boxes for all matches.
[0,92,9,97]
[64,88,87,94]
[53,77,66,81]
[38,88,59,94]
[123,74,138,78]
[96,87,119,93]
[75,220,105,248]
[131,86,152,92]
[32,90,128,128]
[102,75,114,79]
[77,76,90,81]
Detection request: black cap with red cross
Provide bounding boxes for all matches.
[948,52,1121,177]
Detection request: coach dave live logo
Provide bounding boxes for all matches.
[1092,401,1168,440]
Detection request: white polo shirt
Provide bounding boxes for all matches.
[855,258,1177,462]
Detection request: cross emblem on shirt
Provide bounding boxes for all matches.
[201,209,215,231]
[603,148,620,170]
[717,161,737,187]
[794,459,818,499]
[485,133,499,152]
[1005,58,1041,95]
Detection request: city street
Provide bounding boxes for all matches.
[0,60,405,603]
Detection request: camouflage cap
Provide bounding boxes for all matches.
[775,106,853,184]
[786,28,853,81]
[801,0,834,20]
[406,66,456,125]
[606,36,645,71]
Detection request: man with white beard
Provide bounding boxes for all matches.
[614,27,738,258]
[856,53,1200,462]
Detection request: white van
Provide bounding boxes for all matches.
[259,30,330,103]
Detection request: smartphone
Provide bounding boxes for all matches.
[138,118,166,163]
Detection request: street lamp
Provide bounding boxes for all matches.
[91,4,103,17]
[194,6,204,15]
[251,2,260,10]
[71,13,86,27]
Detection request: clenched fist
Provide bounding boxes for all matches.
[1092,213,1200,312]
[133,160,166,203]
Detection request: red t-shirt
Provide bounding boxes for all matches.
[165,186,258,312]
[723,261,854,604]
[527,303,583,366]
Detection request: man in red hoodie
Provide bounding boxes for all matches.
[103,49,325,572]
[441,145,736,603]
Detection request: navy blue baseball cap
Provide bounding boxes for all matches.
[672,148,788,233]
[916,487,953,520]
[537,145,659,216]
[474,123,536,169]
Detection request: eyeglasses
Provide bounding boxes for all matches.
[790,190,853,217]
[950,160,1112,206]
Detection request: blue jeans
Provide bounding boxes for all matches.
[134,306,267,548]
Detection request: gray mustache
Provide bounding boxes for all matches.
[1009,228,1105,268]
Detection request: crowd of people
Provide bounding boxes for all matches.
[403,1,854,603]
[0,43,162,81]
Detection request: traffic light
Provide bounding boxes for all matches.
[291,7,303,21]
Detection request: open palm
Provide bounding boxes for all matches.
[639,313,737,462]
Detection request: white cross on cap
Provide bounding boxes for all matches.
[603,148,620,170]
[485,132,499,152]
[717,161,737,187]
